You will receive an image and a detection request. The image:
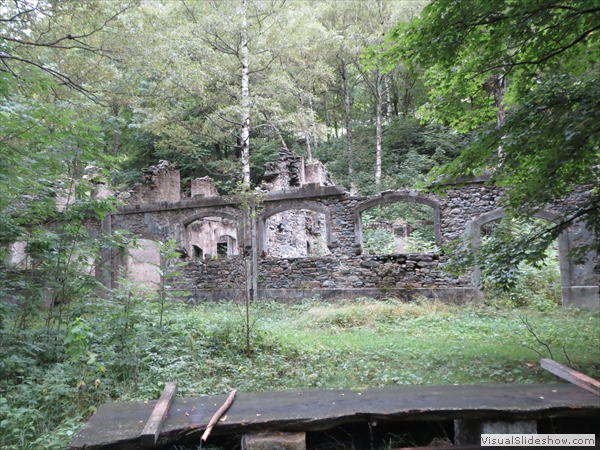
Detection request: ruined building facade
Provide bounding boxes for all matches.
[83,150,599,311]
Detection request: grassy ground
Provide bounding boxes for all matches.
[0,297,598,449]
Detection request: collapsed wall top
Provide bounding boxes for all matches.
[129,160,181,205]
[260,148,333,192]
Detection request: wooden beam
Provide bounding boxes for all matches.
[540,359,600,397]
[141,381,178,447]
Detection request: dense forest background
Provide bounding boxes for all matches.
[0,0,464,202]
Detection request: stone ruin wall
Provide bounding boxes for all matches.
[96,151,597,309]
[265,210,329,258]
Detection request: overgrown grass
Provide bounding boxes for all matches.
[1,296,598,449]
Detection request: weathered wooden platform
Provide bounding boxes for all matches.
[68,383,600,449]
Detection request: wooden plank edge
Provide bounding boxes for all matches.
[141,381,178,447]
[540,358,600,397]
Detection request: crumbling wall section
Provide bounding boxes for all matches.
[191,176,219,198]
[129,160,180,205]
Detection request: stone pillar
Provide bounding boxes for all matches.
[562,222,599,311]
[304,160,332,186]
[191,176,219,198]
[241,432,305,450]
[129,160,180,205]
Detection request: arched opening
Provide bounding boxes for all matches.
[258,201,332,257]
[354,195,441,255]
[362,203,437,254]
[186,216,239,259]
[354,194,441,255]
[466,209,571,308]
[264,209,330,258]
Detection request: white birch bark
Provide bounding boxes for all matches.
[240,0,251,189]
[341,59,355,193]
[375,68,383,191]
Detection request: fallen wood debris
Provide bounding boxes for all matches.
[540,358,600,397]
[141,381,178,447]
[202,389,237,442]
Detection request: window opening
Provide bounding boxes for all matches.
[361,202,437,255]
[217,242,228,257]
[192,245,203,259]
[477,217,561,308]
[186,216,238,259]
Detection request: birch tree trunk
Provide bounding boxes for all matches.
[375,68,383,192]
[240,0,251,189]
[112,103,120,158]
[341,59,355,193]
[300,92,312,160]
[385,74,392,123]
[308,90,318,150]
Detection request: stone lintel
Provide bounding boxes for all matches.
[264,185,345,201]
[115,185,346,216]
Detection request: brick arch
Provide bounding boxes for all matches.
[258,201,332,255]
[464,208,572,303]
[180,208,242,257]
[354,193,441,253]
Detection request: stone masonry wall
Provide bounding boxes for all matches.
[103,163,597,309]
[173,253,470,293]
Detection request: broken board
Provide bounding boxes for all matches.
[68,383,600,450]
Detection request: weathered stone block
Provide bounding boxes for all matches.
[241,431,306,450]
[361,260,380,268]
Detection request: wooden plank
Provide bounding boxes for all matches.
[68,384,600,450]
[140,381,178,447]
[540,358,600,397]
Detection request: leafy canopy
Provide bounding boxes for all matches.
[384,0,600,257]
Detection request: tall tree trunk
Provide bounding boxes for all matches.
[385,74,392,123]
[494,73,507,128]
[112,103,120,158]
[308,90,318,150]
[300,92,312,160]
[251,198,258,300]
[240,0,251,189]
[341,59,355,192]
[493,71,507,159]
[375,68,383,192]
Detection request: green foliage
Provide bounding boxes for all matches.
[317,117,467,194]
[363,228,396,255]
[485,260,562,312]
[446,217,563,300]
[385,0,600,259]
